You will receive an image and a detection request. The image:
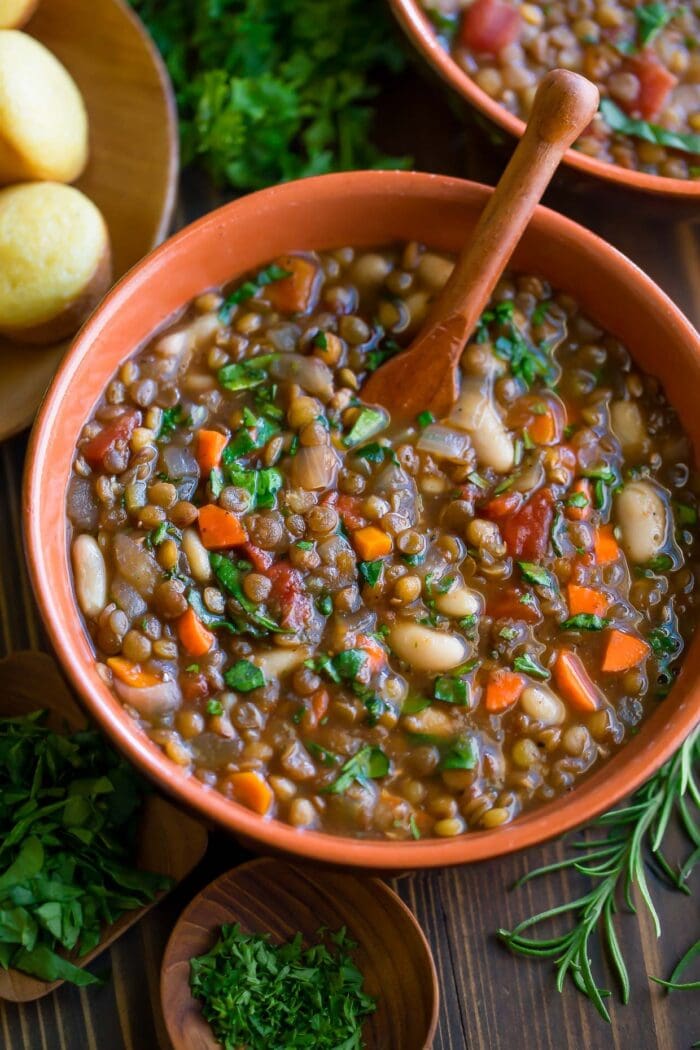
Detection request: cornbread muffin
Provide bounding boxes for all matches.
[0,182,111,344]
[0,30,88,183]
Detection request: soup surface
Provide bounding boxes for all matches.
[68,244,699,840]
[420,0,700,179]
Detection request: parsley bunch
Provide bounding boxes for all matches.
[130,0,411,190]
[0,712,170,986]
[190,923,377,1049]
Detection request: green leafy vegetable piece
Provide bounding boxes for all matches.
[218,264,291,320]
[343,407,388,447]
[672,500,698,527]
[417,410,435,428]
[209,553,288,634]
[518,562,556,589]
[224,659,265,692]
[189,922,376,1049]
[157,404,183,440]
[352,441,398,466]
[332,648,367,681]
[365,337,401,372]
[433,676,469,705]
[206,699,224,716]
[305,741,338,767]
[217,357,276,392]
[566,491,589,509]
[358,559,383,587]
[600,98,700,157]
[409,814,421,840]
[635,2,674,45]
[226,466,282,510]
[561,614,609,632]
[440,737,478,771]
[513,653,551,679]
[401,695,432,715]
[325,746,389,794]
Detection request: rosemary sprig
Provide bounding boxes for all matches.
[498,725,699,1022]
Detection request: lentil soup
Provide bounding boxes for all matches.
[419,0,700,179]
[67,244,700,840]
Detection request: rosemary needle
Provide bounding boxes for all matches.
[498,725,699,1023]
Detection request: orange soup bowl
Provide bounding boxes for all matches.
[25,171,700,870]
[390,0,700,204]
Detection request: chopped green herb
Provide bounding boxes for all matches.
[158,404,183,440]
[189,923,376,1050]
[409,814,421,840]
[401,551,426,567]
[363,695,386,726]
[518,562,556,589]
[365,337,401,372]
[325,746,389,793]
[226,466,282,510]
[416,410,435,429]
[672,500,698,527]
[218,265,291,321]
[353,441,398,466]
[401,695,432,715]
[145,521,181,548]
[224,659,265,692]
[646,553,674,573]
[313,331,328,350]
[332,648,367,681]
[635,2,675,45]
[561,614,609,632]
[532,300,552,325]
[440,737,478,771]
[206,699,224,716]
[209,467,225,498]
[305,741,338,767]
[434,676,469,706]
[513,653,550,679]
[499,626,518,641]
[217,360,272,392]
[459,614,478,633]
[343,407,388,447]
[600,98,700,157]
[210,553,288,634]
[358,559,384,587]
[467,471,489,490]
[296,540,314,551]
[566,491,589,509]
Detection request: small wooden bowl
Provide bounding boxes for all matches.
[161,858,439,1050]
[0,0,178,441]
[0,652,207,1002]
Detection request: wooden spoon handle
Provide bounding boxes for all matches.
[420,69,600,344]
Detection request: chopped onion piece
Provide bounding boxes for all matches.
[417,423,472,463]
[270,354,334,401]
[291,445,340,490]
[113,676,182,719]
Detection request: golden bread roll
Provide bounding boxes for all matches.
[0,182,111,344]
[0,0,39,28]
[0,30,88,183]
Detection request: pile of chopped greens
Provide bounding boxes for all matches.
[129,0,411,190]
[0,712,171,985]
[190,922,377,1049]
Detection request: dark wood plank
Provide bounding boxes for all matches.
[0,66,698,1050]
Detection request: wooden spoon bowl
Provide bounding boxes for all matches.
[161,858,439,1050]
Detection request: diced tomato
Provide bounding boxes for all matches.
[625,52,678,121]
[243,542,274,573]
[460,0,521,55]
[487,587,541,624]
[267,561,313,630]
[82,409,141,470]
[356,633,388,675]
[500,488,554,560]
[336,494,367,531]
[483,490,523,519]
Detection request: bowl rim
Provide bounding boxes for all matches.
[389,0,700,199]
[25,170,700,870]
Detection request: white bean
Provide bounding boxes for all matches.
[434,584,482,618]
[520,684,566,725]
[253,646,311,680]
[449,376,514,473]
[417,252,454,291]
[610,400,646,453]
[72,535,107,619]
[614,481,668,564]
[402,706,457,738]
[389,621,467,672]
[182,527,212,582]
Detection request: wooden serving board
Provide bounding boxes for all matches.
[0,652,208,1002]
[0,0,178,441]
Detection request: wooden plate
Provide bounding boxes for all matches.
[0,0,178,441]
[0,652,207,1002]
[161,858,439,1050]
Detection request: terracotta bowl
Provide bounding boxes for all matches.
[390,0,700,202]
[25,170,700,870]
[160,858,438,1050]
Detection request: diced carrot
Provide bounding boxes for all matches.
[198,504,247,549]
[265,255,319,314]
[335,494,367,531]
[485,669,524,713]
[602,630,651,673]
[177,607,215,657]
[301,687,330,730]
[553,649,601,712]
[487,587,542,624]
[107,657,161,688]
[351,525,392,560]
[594,525,619,565]
[196,429,228,474]
[356,633,388,674]
[565,478,592,522]
[227,771,273,816]
[509,395,564,446]
[567,584,609,618]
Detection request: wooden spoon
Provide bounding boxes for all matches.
[361,69,600,421]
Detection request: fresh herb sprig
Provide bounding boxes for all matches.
[129,0,410,191]
[498,726,699,1022]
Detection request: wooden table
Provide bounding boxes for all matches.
[0,69,698,1050]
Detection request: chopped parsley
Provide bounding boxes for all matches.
[325,746,389,794]
[561,614,609,632]
[434,676,469,706]
[224,659,265,692]
[600,99,700,157]
[439,737,478,771]
[518,562,556,589]
[353,441,398,466]
[157,404,183,440]
[226,466,282,510]
[513,653,550,679]
[343,407,388,448]
[416,410,435,429]
[218,264,291,321]
[358,559,384,587]
[206,699,224,716]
